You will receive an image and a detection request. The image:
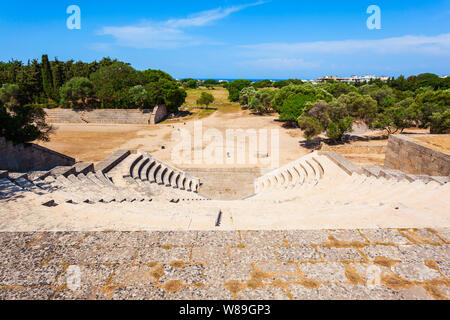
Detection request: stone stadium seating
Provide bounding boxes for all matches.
[0,150,206,205]
[0,149,448,231]
[248,151,449,207]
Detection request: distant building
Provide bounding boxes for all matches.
[315,75,389,83]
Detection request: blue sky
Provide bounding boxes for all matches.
[0,0,449,79]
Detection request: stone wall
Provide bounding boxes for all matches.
[182,168,266,200]
[44,107,167,125]
[384,135,450,176]
[0,137,75,172]
[150,105,168,125]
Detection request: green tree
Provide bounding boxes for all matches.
[239,86,257,106]
[320,82,357,98]
[90,62,141,108]
[128,85,149,109]
[326,117,354,142]
[429,109,450,134]
[182,78,199,89]
[196,92,215,107]
[272,84,333,112]
[0,84,24,107]
[252,80,273,88]
[298,116,324,140]
[60,77,95,108]
[41,54,54,99]
[337,92,377,125]
[248,89,276,114]
[226,80,252,102]
[202,79,219,86]
[297,100,354,141]
[145,78,187,113]
[414,89,450,133]
[51,58,65,91]
[279,93,316,123]
[0,101,52,143]
[273,79,304,89]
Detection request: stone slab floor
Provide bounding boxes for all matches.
[0,229,449,300]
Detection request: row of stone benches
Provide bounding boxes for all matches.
[128,153,200,193]
[254,153,325,193]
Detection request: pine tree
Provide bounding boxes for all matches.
[41,54,54,99]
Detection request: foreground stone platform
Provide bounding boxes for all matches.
[1,229,449,300]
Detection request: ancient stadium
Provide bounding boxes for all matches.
[1,102,449,300]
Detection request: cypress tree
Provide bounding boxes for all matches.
[52,58,65,90]
[41,54,54,99]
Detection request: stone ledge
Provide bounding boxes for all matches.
[318,151,364,176]
[94,150,131,173]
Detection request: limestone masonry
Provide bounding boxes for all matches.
[385,135,450,176]
[44,107,168,125]
[0,134,449,300]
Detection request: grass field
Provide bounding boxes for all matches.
[183,86,241,115]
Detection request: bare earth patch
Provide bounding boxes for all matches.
[415,136,450,154]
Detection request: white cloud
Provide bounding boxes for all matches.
[242,34,450,56]
[99,1,266,48]
[166,1,266,28]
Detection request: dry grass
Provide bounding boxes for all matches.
[415,135,450,154]
[183,86,241,115]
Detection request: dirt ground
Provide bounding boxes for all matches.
[36,87,432,168]
[39,110,311,168]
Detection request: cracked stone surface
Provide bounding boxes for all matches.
[0,229,449,300]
